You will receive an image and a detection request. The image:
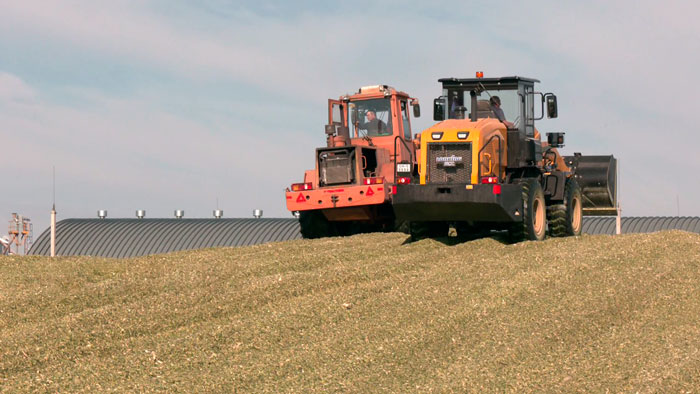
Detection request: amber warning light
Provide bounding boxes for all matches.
[291,182,313,191]
[476,71,484,78]
[363,177,384,185]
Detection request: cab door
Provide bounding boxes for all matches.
[396,99,414,164]
[328,99,344,126]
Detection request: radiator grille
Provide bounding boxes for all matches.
[319,148,355,186]
[427,143,472,184]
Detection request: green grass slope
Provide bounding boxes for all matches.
[2,231,700,392]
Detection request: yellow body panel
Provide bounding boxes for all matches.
[418,118,507,185]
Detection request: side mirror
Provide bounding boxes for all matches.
[433,98,445,121]
[412,103,421,118]
[546,94,558,118]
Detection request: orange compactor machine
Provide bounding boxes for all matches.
[285,85,420,238]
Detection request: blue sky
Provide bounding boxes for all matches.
[2,0,700,236]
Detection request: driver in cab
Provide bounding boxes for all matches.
[489,96,515,129]
[360,110,387,135]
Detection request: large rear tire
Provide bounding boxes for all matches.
[547,178,583,237]
[509,179,547,242]
[299,211,334,239]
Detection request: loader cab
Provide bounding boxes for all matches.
[350,89,418,142]
[327,85,420,143]
[433,76,547,138]
[321,85,420,186]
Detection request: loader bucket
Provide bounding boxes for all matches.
[564,155,617,216]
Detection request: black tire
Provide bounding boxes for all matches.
[455,222,487,241]
[299,211,334,239]
[392,219,410,234]
[509,179,547,242]
[409,221,448,241]
[547,178,583,237]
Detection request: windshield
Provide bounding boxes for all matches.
[348,98,393,137]
[447,88,520,127]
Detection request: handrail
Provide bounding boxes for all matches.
[477,134,503,181]
[393,135,414,182]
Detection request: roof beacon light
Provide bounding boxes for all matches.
[476,71,484,78]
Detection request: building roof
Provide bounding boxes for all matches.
[581,216,700,235]
[29,218,302,258]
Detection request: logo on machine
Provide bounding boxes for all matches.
[436,155,463,167]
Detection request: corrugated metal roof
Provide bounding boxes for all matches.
[28,216,700,258]
[581,216,700,235]
[29,218,302,258]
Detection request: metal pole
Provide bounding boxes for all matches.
[50,206,56,257]
[50,166,56,257]
[615,159,621,235]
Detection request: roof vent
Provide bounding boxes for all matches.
[136,210,146,219]
[174,210,184,219]
[213,209,223,219]
[97,210,107,219]
[253,209,263,219]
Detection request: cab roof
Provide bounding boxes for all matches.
[438,76,540,88]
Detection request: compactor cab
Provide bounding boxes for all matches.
[286,85,420,238]
[393,74,617,241]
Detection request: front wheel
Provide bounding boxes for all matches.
[509,179,547,242]
[548,178,583,237]
[299,211,334,239]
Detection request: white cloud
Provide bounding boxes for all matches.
[0,72,37,101]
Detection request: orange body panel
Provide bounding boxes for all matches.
[285,183,389,213]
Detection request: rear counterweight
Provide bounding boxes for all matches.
[393,183,523,223]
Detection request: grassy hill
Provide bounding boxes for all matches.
[2,231,700,392]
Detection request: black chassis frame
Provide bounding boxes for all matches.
[393,163,569,225]
[392,182,524,223]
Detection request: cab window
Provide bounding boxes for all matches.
[348,98,393,137]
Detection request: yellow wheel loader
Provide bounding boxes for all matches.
[392,74,617,242]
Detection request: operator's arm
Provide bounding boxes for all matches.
[493,107,514,128]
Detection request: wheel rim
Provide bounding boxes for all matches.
[571,194,582,232]
[533,197,545,236]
